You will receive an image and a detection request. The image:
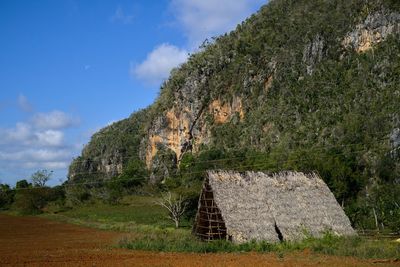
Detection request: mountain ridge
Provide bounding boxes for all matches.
[68,0,400,229]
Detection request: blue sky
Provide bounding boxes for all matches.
[0,0,265,186]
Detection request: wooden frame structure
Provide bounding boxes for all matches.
[193,179,227,241]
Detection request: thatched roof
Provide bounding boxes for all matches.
[194,171,356,243]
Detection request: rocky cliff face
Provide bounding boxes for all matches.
[143,96,244,168]
[303,34,325,75]
[68,0,400,185]
[343,10,400,53]
[69,148,123,181]
[142,73,208,168]
[68,110,149,181]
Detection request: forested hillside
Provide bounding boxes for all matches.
[68,0,400,230]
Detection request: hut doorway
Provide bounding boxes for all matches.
[274,222,284,241]
[193,179,227,241]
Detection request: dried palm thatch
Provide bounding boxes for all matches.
[193,171,356,243]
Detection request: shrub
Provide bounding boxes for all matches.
[0,184,15,210]
[13,186,65,215]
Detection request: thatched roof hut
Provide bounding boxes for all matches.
[193,171,356,243]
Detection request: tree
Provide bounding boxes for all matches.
[31,170,53,187]
[119,159,147,187]
[157,192,187,228]
[16,180,30,189]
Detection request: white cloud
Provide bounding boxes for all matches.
[40,161,69,169]
[110,6,134,24]
[17,94,33,112]
[32,110,79,130]
[132,43,188,85]
[35,130,64,147]
[0,109,81,175]
[0,123,65,147]
[19,161,68,170]
[0,148,73,171]
[0,149,69,162]
[2,122,32,143]
[170,0,265,48]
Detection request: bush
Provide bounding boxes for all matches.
[13,186,65,215]
[16,180,30,189]
[65,184,92,206]
[0,184,15,210]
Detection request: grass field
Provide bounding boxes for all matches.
[41,195,186,232]
[36,195,400,260]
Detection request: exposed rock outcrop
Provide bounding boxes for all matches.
[144,107,195,168]
[209,97,244,124]
[142,70,209,168]
[144,96,245,169]
[391,128,400,149]
[303,34,325,75]
[343,10,400,53]
[69,151,124,181]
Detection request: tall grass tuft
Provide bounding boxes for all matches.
[119,232,400,259]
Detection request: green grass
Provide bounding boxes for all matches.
[118,231,400,259]
[119,232,275,253]
[52,201,166,225]
[41,195,190,232]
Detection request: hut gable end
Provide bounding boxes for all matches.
[193,171,356,243]
[192,179,228,241]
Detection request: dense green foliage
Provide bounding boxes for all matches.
[0,184,15,210]
[15,180,30,189]
[12,186,64,215]
[0,172,65,215]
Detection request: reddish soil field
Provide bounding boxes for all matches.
[0,214,398,267]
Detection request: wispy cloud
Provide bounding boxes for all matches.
[132,43,188,85]
[0,148,73,171]
[17,94,33,112]
[110,6,134,24]
[35,130,65,147]
[0,149,71,163]
[0,123,32,145]
[32,110,80,130]
[170,0,265,48]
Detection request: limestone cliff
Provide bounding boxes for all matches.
[68,0,400,185]
[343,10,400,53]
[144,96,244,167]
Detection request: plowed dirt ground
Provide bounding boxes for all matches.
[0,214,398,266]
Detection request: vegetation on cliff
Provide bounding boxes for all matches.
[67,0,400,232]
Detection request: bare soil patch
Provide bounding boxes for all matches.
[0,214,397,266]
